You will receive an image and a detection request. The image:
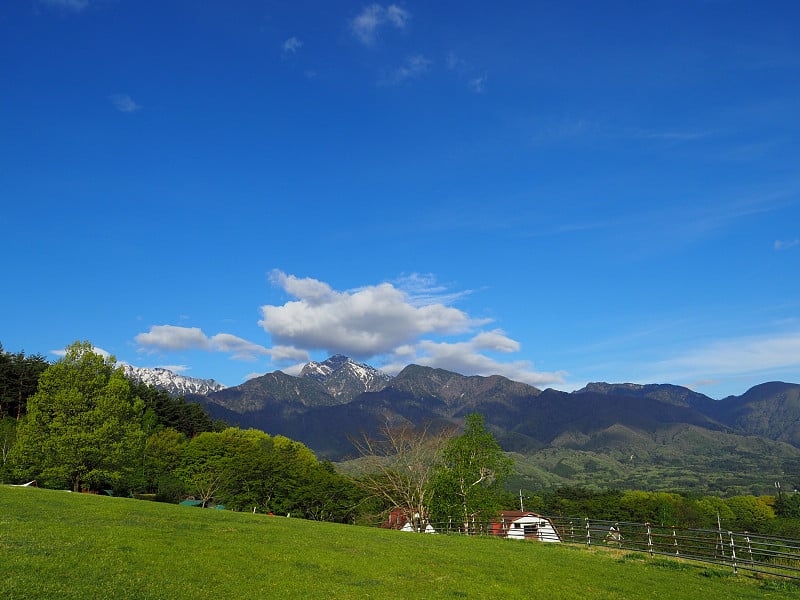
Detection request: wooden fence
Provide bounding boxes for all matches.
[424,516,800,580]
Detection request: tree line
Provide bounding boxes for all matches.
[520,485,800,537]
[4,341,800,536]
[1,341,369,522]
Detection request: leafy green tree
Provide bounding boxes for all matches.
[619,491,686,526]
[430,413,513,530]
[688,496,735,529]
[143,427,187,498]
[9,341,145,492]
[725,495,774,531]
[295,461,365,523]
[176,430,234,507]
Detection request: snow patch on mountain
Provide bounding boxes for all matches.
[122,364,226,397]
[300,354,391,400]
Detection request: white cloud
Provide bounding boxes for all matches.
[40,0,89,11]
[260,270,487,357]
[136,325,211,351]
[208,333,272,361]
[384,54,431,85]
[381,331,566,387]
[110,94,141,113]
[282,37,303,55]
[259,271,562,385]
[350,3,410,46]
[135,325,284,362]
[775,239,800,251]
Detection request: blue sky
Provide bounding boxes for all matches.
[2,1,799,399]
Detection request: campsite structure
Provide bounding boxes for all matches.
[490,511,561,542]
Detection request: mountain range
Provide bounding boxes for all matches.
[122,364,226,397]
[135,355,800,495]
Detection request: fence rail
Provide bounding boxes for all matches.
[420,517,800,580]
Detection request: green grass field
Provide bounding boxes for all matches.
[2,486,798,599]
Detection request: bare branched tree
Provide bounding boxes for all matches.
[351,420,454,531]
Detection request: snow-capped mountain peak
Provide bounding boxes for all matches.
[122,364,226,397]
[300,355,391,401]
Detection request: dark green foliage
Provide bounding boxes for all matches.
[775,492,800,518]
[128,380,217,437]
[0,343,49,420]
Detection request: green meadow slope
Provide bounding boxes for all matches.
[1,486,797,599]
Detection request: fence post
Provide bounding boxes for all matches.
[672,527,679,556]
[745,533,754,566]
[585,517,591,548]
[728,531,738,575]
[646,523,654,557]
[570,521,574,543]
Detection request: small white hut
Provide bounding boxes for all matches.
[492,511,560,542]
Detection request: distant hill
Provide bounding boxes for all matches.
[177,356,800,494]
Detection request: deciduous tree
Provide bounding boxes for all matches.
[10,341,145,492]
[352,420,453,530]
[430,413,513,530]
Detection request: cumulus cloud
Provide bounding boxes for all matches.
[260,270,483,357]
[134,271,565,387]
[350,3,410,45]
[774,239,799,251]
[136,325,210,352]
[258,271,563,386]
[110,94,141,113]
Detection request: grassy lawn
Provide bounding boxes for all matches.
[2,486,798,599]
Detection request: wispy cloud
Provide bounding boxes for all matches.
[350,3,410,46]
[628,128,712,142]
[383,54,431,85]
[393,272,471,307]
[40,0,90,12]
[110,94,141,113]
[651,331,800,382]
[446,51,488,94]
[775,239,800,251]
[469,75,487,94]
[282,36,303,55]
